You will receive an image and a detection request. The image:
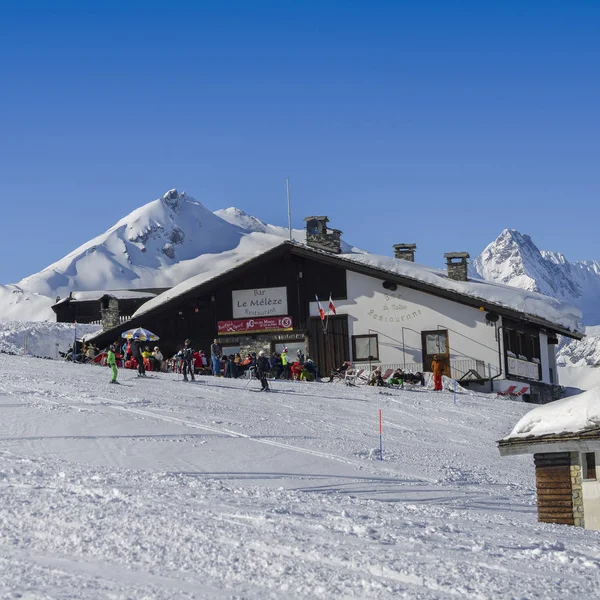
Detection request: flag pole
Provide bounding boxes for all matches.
[286,177,292,241]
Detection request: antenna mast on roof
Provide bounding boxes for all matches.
[286,177,292,241]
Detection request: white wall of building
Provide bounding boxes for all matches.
[311,271,501,376]
[582,451,600,531]
[309,270,557,385]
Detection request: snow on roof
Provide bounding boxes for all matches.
[503,386,600,440]
[133,240,583,335]
[337,251,583,335]
[133,233,287,318]
[56,290,157,305]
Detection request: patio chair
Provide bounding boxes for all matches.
[497,385,517,397]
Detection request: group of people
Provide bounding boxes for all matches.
[327,359,436,389]
[102,339,165,383]
[207,345,319,383]
[368,367,426,387]
[103,335,448,392]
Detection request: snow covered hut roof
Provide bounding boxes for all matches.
[498,387,600,455]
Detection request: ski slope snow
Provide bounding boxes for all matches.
[1,353,600,598]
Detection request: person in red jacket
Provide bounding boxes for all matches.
[431,354,444,391]
[290,361,303,380]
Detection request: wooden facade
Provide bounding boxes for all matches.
[89,245,348,363]
[534,452,575,526]
[53,292,161,324]
[499,434,593,528]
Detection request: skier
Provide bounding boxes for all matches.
[181,338,195,381]
[281,347,290,379]
[107,344,119,384]
[131,338,146,377]
[256,350,270,391]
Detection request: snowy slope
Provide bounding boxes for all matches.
[0,320,101,358]
[0,284,55,322]
[3,352,600,597]
[474,229,600,377]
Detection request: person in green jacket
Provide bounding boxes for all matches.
[107,344,119,384]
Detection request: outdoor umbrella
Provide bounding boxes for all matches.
[121,327,160,342]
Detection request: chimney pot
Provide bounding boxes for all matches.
[393,243,417,261]
[444,252,470,281]
[303,216,342,254]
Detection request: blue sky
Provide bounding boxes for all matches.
[1,1,598,283]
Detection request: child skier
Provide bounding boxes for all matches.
[181,338,195,381]
[107,344,119,384]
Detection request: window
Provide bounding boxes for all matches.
[504,327,541,362]
[352,334,379,361]
[424,331,448,355]
[583,452,597,480]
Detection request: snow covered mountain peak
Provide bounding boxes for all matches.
[473,228,600,368]
[17,190,246,300]
[473,228,583,302]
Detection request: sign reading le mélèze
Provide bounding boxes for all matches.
[232,286,287,318]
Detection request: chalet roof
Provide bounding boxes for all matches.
[498,386,600,456]
[53,290,159,307]
[87,239,584,345]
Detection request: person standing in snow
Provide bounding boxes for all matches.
[281,347,290,379]
[152,346,163,372]
[256,350,270,391]
[181,339,195,381]
[107,344,119,384]
[211,338,222,377]
[131,339,145,377]
[431,354,444,391]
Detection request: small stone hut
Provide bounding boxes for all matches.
[498,388,600,529]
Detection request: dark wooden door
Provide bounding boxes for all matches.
[309,316,349,377]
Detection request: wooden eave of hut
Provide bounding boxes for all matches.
[498,427,600,456]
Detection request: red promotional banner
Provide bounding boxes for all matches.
[218,316,293,335]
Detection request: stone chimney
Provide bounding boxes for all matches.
[444,252,470,282]
[393,244,417,262]
[304,216,342,254]
[100,295,120,330]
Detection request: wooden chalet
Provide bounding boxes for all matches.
[53,290,164,327]
[86,216,582,400]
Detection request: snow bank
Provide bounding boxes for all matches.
[506,386,600,439]
[558,365,600,392]
[0,321,101,358]
[0,284,55,321]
